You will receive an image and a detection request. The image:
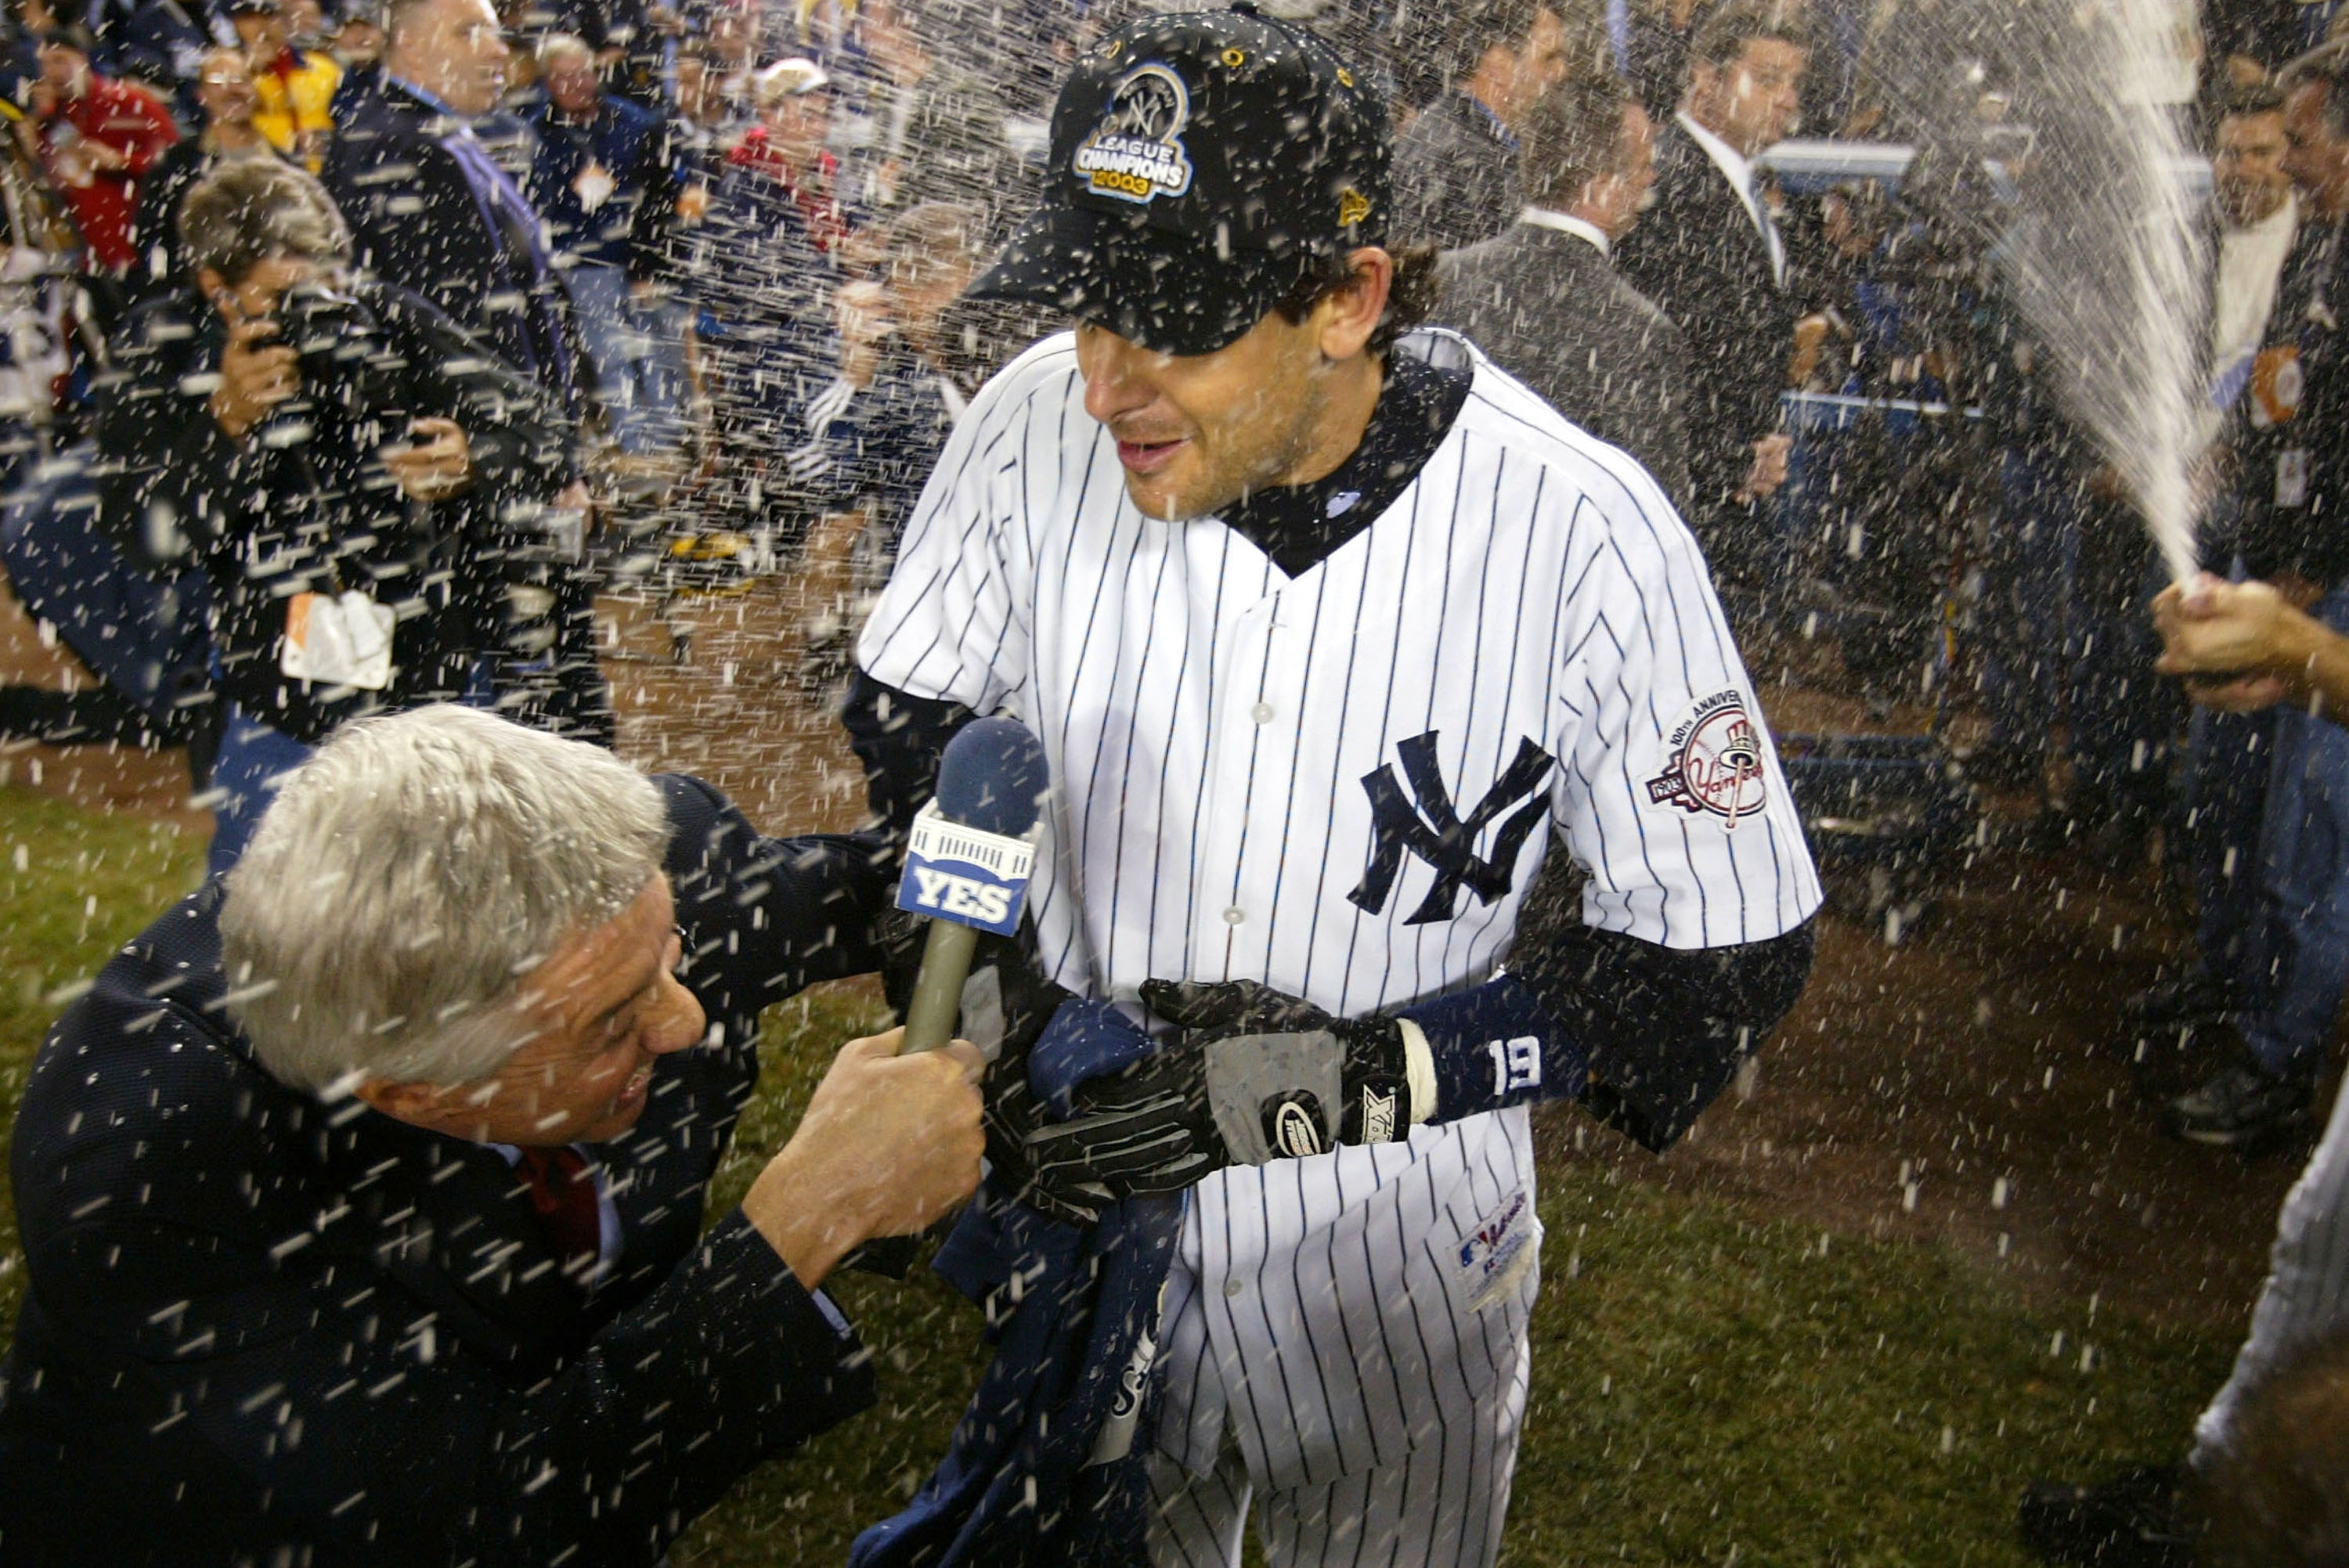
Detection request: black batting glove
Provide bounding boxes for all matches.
[1022,979,1433,1202]
[875,911,1109,1224]
[980,1060,1113,1225]
[966,947,1108,1224]
[1143,980,1427,1153]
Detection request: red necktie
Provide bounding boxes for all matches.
[514,1147,602,1274]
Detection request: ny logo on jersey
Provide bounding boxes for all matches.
[1349,732,1556,925]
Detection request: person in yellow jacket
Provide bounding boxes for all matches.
[230,0,342,170]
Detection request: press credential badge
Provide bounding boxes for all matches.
[281,589,396,690]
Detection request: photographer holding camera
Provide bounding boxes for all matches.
[95,157,582,871]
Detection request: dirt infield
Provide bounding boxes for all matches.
[0,575,2314,1337]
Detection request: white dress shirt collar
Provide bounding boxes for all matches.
[1518,205,1610,258]
[1675,110,1784,286]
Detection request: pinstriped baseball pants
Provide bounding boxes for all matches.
[1143,1357,1529,1568]
[2195,1070,2349,1460]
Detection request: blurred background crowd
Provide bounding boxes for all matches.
[5,0,2349,1556]
[0,0,2339,1150]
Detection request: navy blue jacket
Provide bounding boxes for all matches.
[523,90,680,279]
[683,153,845,409]
[323,78,588,413]
[0,775,893,1566]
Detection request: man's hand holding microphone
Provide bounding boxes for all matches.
[742,1026,987,1289]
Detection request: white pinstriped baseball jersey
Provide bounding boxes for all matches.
[858,326,1823,1497]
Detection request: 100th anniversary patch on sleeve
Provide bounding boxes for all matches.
[1645,688,1770,829]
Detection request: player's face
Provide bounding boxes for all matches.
[197,50,258,125]
[1499,7,1570,127]
[1076,310,1341,521]
[1601,102,1658,233]
[543,51,601,117]
[2283,84,2349,217]
[763,89,832,167]
[232,8,283,53]
[402,0,510,117]
[364,878,707,1147]
[37,43,87,97]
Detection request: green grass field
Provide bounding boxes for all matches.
[0,783,2237,1565]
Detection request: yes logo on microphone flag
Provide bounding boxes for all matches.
[897,802,1037,937]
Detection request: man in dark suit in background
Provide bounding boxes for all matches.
[1615,0,1807,595]
[0,705,988,1566]
[1440,70,1690,508]
[324,0,611,741]
[1389,0,1572,251]
[325,0,577,406]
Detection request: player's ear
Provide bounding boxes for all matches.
[1313,246,1392,363]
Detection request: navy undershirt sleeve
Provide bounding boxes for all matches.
[841,669,974,846]
[1396,921,1815,1152]
[1398,975,1587,1117]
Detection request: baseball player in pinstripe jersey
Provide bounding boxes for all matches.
[843,8,1824,1562]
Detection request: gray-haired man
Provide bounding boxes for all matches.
[0,705,987,1566]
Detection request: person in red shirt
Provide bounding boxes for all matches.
[22,27,180,287]
[724,56,851,255]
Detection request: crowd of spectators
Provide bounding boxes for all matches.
[0,0,1059,855]
[1379,0,2349,1176]
[0,0,2329,1130]
[0,0,2329,1127]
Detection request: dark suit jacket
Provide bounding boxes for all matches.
[1438,220,1693,510]
[323,79,587,413]
[1391,89,1520,252]
[2235,214,2349,589]
[0,776,893,1566]
[1614,117,1792,539]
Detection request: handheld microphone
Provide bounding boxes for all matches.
[850,718,1048,1278]
[896,716,1050,1054]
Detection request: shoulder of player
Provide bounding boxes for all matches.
[956,328,1085,431]
[1442,339,1676,521]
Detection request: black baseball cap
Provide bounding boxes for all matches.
[971,2,1391,357]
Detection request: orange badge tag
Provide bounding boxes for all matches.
[280,589,395,689]
[2252,345,2304,428]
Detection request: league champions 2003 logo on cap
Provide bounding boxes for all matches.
[1073,64,1196,205]
[967,3,1393,358]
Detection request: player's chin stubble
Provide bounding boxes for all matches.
[1125,379,1329,523]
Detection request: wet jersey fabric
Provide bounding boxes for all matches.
[857,326,1821,1533]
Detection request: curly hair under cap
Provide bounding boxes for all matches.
[1272,243,1443,358]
